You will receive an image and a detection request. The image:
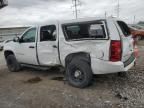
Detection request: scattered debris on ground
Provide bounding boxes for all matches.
[23,77,42,84]
[51,76,64,81]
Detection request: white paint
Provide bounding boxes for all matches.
[4,17,135,74]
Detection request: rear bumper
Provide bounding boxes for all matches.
[91,57,136,74]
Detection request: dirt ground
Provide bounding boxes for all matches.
[138,40,144,46]
[0,44,144,108]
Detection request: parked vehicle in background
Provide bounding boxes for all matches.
[4,17,136,88]
[0,40,11,51]
[129,26,144,40]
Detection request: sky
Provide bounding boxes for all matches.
[0,0,144,27]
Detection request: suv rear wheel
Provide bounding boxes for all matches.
[6,55,21,72]
[66,60,93,88]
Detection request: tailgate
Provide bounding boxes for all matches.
[117,21,135,63]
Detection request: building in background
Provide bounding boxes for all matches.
[0,27,29,42]
[0,0,8,9]
[0,1,29,42]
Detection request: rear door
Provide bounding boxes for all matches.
[116,21,134,62]
[37,24,59,66]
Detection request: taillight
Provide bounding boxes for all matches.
[110,40,122,62]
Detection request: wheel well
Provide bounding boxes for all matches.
[4,51,14,58]
[65,52,91,67]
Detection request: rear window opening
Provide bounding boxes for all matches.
[62,21,107,41]
[117,21,131,37]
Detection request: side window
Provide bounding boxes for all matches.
[21,28,36,43]
[40,25,56,41]
[89,24,106,38]
[63,21,107,40]
[66,25,80,39]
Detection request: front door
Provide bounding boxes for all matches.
[15,27,38,65]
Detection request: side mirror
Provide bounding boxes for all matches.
[13,37,20,42]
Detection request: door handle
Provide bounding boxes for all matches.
[52,45,57,48]
[29,46,35,48]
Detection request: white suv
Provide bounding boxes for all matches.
[4,17,136,88]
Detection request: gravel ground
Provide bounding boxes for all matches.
[0,46,144,108]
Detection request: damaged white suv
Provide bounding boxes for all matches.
[4,17,136,88]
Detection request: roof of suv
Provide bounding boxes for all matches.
[36,17,119,27]
[60,17,117,24]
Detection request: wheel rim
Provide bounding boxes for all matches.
[70,68,85,82]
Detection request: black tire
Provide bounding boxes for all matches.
[66,59,93,88]
[6,54,21,72]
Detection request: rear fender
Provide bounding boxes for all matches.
[65,52,91,67]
